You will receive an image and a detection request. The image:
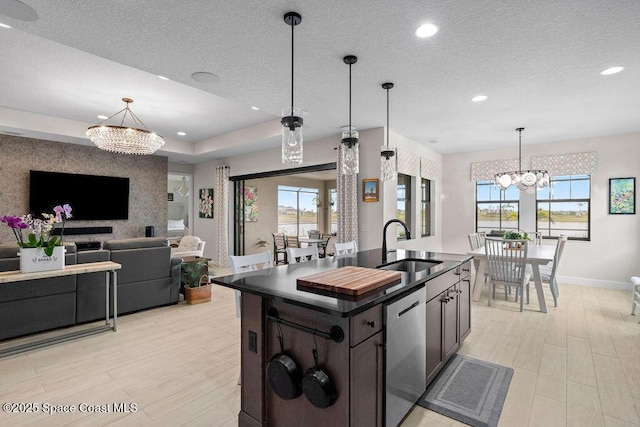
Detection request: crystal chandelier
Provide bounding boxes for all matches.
[86,98,165,155]
[495,127,549,191]
[380,82,397,181]
[281,12,304,165]
[340,55,359,175]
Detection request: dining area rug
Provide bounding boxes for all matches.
[417,354,513,427]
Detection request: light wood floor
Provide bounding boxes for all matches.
[0,273,638,426]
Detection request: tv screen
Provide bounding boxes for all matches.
[29,170,130,220]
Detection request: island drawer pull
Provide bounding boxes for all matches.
[366,320,376,328]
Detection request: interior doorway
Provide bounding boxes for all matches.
[167,173,193,243]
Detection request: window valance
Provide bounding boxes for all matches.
[397,149,420,177]
[470,159,518,182]
[420,157,439,181]
[531,151,597,176]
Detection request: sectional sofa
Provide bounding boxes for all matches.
[0,237,181,341]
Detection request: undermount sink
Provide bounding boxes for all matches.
[377,259,442,273]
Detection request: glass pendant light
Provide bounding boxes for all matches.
[495,128,549,191]
[281,12,304,165]
[380,82,397,181]
[340,55,359,175]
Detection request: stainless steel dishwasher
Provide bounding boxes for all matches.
[384,285,427,427]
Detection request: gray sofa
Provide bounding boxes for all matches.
[76,237,181,323]
[0,243,78,341]
[0,237,181,341]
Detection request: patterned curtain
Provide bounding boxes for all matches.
[470,159,518,182]
[397,149,420,176]
[336,145,358,244]
[531,151,597,176]
[420,157,439,181]
[214,166,230,267]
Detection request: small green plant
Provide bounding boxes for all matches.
[503,230,530,240]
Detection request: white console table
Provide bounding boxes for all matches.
[0,261,121,357]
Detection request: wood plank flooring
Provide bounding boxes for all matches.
[0,271,638,426]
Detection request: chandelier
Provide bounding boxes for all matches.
[281,12,304,165]
[380,82,397,181]
[340,55,359,175]
[495,127,549,191]
[86,98,165,155]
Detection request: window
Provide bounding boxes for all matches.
[277,185,319,236]
[421,178,431,237]
[537,174,590,240]
[476,180,519,233]
[397,174,411,239]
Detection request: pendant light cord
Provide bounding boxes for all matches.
[290,19,295,113]
[386,87,390,148]
[517,128,523,171]
[348,62,352,131]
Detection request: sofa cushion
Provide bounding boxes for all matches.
[103,237,168,251]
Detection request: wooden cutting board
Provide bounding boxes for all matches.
[297,266,401,296]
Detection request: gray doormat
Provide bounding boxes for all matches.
[417,354,513,427]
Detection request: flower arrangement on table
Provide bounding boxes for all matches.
[1,204,72,256]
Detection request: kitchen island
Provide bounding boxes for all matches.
[211,248,472,427]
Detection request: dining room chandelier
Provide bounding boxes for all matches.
[281,11,304,165]
[86,98,165,155]
[340,55,359,175]
[380,82,397,181]
[495,127,549,191]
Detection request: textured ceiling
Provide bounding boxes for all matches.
[0,0,638,164]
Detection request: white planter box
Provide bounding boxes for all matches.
[19,246,65,273]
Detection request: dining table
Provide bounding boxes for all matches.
[297,237,326,247]
[467,244,556,313]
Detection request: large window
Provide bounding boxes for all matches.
[277,185,319,236]
[397,174,411,239]
[476,180,519,233]
[421,178,431,237]
[537,174,590,240]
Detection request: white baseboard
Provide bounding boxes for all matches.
[557,275,632,291]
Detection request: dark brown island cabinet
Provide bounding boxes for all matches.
[211,249,472,427]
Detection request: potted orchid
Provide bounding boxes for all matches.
[1,204,72,272]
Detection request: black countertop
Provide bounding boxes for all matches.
[211,248,473,317]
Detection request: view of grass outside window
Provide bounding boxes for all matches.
[397,174,411,239]
[421,178,431,237]
[277,185,319,237]
[537,175,590,240]
[330,188,337,234]
[476,180,519,233]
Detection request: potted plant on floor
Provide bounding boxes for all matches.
[182,260,212,304]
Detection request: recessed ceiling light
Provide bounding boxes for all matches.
[97,115,108,120]
[0,22,11,29]
[191,71,219,83]
[600,66,624,75]
[251,106,259,110]
[177,131,186,136]
[416,23,439,38]
[472,95,488,102]
[158,75,170,81]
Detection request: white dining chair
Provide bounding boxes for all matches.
[526,235,567,307]
[631,276,640,323]
[333,240,358,256]
[526,231,543,245]
[228,250,273,385]
[468,232,489,283]
[485,237,531,312]
[286,246,319,264]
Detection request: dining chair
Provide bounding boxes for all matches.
[485,237,531,312]
[526,231,543,245]
[286,246,319,264]
[308,230,321,239]
[272,233,287,265]
[333,240,358,256]
[317,235,332,258]
[286,235,299,248]
[228,250,273,385]
[468,232,489,283]
[631,276,640,323]
[526,235,567,307]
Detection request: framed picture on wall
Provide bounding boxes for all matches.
[363,178,379,202]
[243,186,258,222]
[609,177,635,214]
[199,188,214,218]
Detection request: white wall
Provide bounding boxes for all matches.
[442,132,640,287]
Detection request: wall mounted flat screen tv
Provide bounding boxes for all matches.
[29,170,130,220]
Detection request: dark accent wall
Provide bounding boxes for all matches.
[0,135,168,243]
